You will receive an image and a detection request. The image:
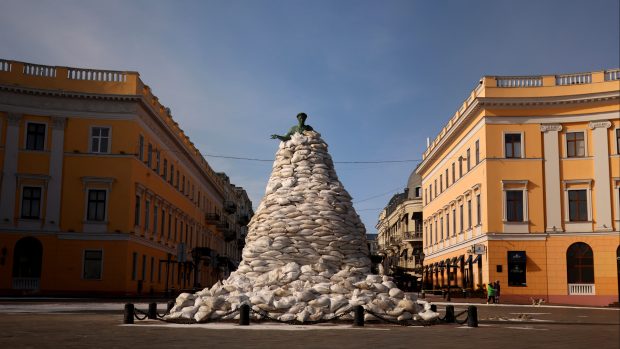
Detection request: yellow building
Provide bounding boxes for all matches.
[0,59,253,296]
[417,69,620,306]
[375,172,424,288]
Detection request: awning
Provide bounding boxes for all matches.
[472,254,481,263]
[464,255,473,264]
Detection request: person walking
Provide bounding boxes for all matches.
[494,280,501,304]
[486,282,496,304]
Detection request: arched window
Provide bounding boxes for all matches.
[566,242,594,284]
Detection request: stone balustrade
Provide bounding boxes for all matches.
[555,73,592,85]
[23,63,56,77]
[67,67,127,82]
[496,76,543,87]
[0,59,11,72]
[605,69,620,81]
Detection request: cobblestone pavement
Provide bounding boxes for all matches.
[0,301,618,349]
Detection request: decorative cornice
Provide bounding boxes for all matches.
[540,124,562,132]
[0,84,139,102]
[588,120,612,129]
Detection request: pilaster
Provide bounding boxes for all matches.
[44,116,66,230]
[540,124,563,232]
[0,113,21,226]
[588,120,613,231]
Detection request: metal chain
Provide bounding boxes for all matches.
[249,306,354,325]
[454,310,469,325]
[363,308,428,327]
[196,307,240,324]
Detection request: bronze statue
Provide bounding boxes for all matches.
[271,113,314,141]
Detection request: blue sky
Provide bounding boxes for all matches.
[1,0,618,232]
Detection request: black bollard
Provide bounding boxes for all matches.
[240,304,250,326]
[148,302,157,319]
[167,300,175,313]
[467,305,478,327]
[124,303,134,324]
[430,304,437,312]
[353,305,364,327]
[444,305,455,323]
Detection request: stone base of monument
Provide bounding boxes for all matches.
[165,129,439,324]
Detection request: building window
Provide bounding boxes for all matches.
[145,200,151,231]
[429,184,433,201]
[616,129,620,154]
[466,149,471,171]
[566,242,594,284]
[138,135,144,161]
[131,252,137,280]
[440,175,443,192]
[21,186,42,219]
[415,187,421,198]
[170,165,175,184]
[163,159,168,179]
[467,199,472,229]
[83,250,103,280]
[459,157,463,177]
[452,208,456,236]
[161,208,166,237]
[26,122,46,151]
[566,132,585,157]
[134,195,141,227]
[424,188,428,205]
[568,190,588,222]
[167,212,172,240]
[440,217,444,241]
[476,194,481,225]
[150,256,155,282]
[141,254,146,280]
[147,143,153,167]
[429,222,433,244]
[451,163,455,184]
[459,204,463,233]
[475,140,480,164]
[153,204,159,234]
[445,169,449,188]
[155,150,160,173]
[90,127,110,153]
[506,190,524,222]
[507,251,527,286]
[86,189,106,221]
[504,133,522,158]
[446,212,450,237]
[176,170,179,188]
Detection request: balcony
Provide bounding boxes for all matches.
[205,212,221,224]
[568,283,595,295]
[403,231,423,241]
[12,277,40,290]
[389,236,401,246]
[224,201,237,215]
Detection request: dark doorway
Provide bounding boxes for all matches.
[12,237,43,290]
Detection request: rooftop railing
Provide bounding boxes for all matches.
[23,63,56,77]
[68,67,127,82]
[605,69,620,81]
[0,59,11,72]
[496,76,543,87]
[555,73,591,85]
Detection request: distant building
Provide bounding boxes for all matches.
[376,171,424,287]
[0,59,252,296]
[417,68,619,306]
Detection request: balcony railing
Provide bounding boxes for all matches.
[12,277,40,290]
[403,231,423,241]
[23,63,56,77]
[0,59,11,72]
[605,69,620,81]
[568,283,595,295]
[496,76,542,87]
[67,67,127,82]
[556,73,592,85]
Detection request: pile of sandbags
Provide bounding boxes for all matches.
[165,131,436,323]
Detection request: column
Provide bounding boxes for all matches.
[589,120,613,231]
[44,117,66,231]
[540,124,563,232]
[0,113,21,226]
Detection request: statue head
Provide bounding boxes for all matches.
[296,112,307,123]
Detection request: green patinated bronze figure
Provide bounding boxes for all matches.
[270,112,314,141]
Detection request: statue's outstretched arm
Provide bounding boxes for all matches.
[270,134,290,141]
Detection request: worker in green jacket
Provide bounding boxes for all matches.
[486,283,496,304]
